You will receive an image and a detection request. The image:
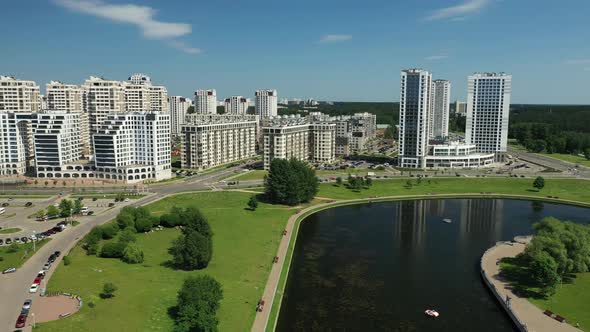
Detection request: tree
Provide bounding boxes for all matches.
[63,256,72,265]
[533,176,545,191]
[100,223,119,239]
[530,251,560,289]
[101,282,118,299]
[336,177,343,186]
[59,199,73,219]
[181,207,212,238]
[35,209,45,219]
[170,231,212,270]
[46,205,59,218]
[116,208,136,230]
[135,217,153,233]
[73,200,83,215]
[100,242,126,258]
[584,148,590,161]
[365,177,373,188]
[122,243,144,264]
[247,195,258,211]
[119,228,137,244]
[264,158,319,205]
[173,275,223,332]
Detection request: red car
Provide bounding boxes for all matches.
[33,277,42,285]
[15,314,26,328]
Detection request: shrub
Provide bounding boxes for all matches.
[160,212,181,228]
[122,243,144,264]
[135,217,153,233]
[100,242,127,258]
[100,223,119,240]
[119,228,137,244]
[101,282,117,299]
[63,255,71,265]
[247,195,258,211]
[6,243,19,253]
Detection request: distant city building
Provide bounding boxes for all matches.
[255,89,278,117]
[46,81,90,156]
[194,89,217,114]
[169,96,191,136]
[431,79,451,139]
[0,111,36,175]
[40,95,48,111]
[261,115,336,169]
[454,100,467,115]
[328,112,377,156]
[224,96,249,115]
[465,73,512,161]
[0,76,40,112]
[398,69,432,168]
[93,112,171,182]
[125,74,168,113]
[82,76,126,135]
[180,114,257,170]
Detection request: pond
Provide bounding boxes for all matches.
[276,199,589,331]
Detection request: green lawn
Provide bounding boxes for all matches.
[317,177,590,203]
[0,239,50,270]
[230,170,268,181]
[230,168,392,182]
[540,153,590,167]
[0,227,22,234]
[37,191,293,332]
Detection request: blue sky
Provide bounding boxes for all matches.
[1,0,589,103]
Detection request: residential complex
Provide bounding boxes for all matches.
[397,69,511,169]
[329,113,377,156]
[0,76,40,112]
[431,79,451,139]
[398,69,432,168]
[255,89,278,117]
[465,73,512,161]
[454,100,467,115]
[0,112,36,175]
[82,76,126,134]
[224,96,249,115]
[169,96,191,136]
[124,74,169,113]
[195,89,217,114]
[180,114,257,170]
[261,115,339,169]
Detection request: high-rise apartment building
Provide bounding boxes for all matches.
[125,74,168,113]
[465,73,512,161]
[93,112,171,182]
[0,76,40,112]
[194,89,217,114]
[255,89,278,117]
[180,114,257,170]
[34,112,84,176]
[169,96,191,136]
[224,96,249,115]
[0,112,36,175]
[398,69,432,168]
[454,100,467,115]
[431,79,451,139]
[309,122,336,164]
[46,81,90,156]
[82,76,125,134]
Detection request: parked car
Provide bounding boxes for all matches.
[20,307,30,316]
[33,277,42,285]
[14,238,21,244]
[22,299,32,310]
[1,202,9,207]
[87,211,94,215]
[37,272,45,280]
[0,239,3,245]
[43,263,51,271]
[5,238,12,244]
[48,254,56,263]
[25,202,33,207]
[15,314,27,328]
[54,251,61,257]
[92,197,98,201]
[108,203,115,207]
[29,284,39,293]
[21,237,28,243]
[2,267,17,274]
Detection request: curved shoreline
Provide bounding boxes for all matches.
[254,193,590,332]
[480,238,582,332]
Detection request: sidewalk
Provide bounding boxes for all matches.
[481,240,581,332]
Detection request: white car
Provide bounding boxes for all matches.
[29,284,39,293]
[42,263,51,271]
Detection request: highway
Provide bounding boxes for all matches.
[508,148,590,178]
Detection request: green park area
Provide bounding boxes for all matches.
[541,153,590,167]
[37,191,294,332]
[0,227,22,234]
[34,176,590,331]
[0,239,50,271]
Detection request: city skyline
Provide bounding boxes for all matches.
[1,0,589,104]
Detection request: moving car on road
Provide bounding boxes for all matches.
[2,267,16,274]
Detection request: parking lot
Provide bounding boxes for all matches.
[0,196,132,247]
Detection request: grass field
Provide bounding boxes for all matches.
[37,191,294,332]
[0,227,22,234]
[0,239,50,271]
[540,153,590,167]
[317,177,590,203]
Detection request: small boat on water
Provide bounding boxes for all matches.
[442,218,452,224]
[425,309,440,318]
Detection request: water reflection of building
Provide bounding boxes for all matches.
[426,199,445,216]
[394,200,427,251]
[459,199,503,242]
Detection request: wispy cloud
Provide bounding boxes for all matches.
[318,34,352,44]
[564,59,590,65]
[426,0,491,21]
[53,0,198,54]
[425,55,449,61]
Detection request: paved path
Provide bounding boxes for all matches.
[481,240,582,332]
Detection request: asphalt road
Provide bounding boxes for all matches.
[508,148,590,178]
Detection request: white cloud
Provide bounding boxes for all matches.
[426,0,491,21]
[565,59,590,65]
[318,34,352,43]
[53,0,198,54]
[425,55,449,61]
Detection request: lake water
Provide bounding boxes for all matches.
[276,199,589,332]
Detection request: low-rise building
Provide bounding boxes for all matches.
[425,142,495,168]
[181,114,257,170]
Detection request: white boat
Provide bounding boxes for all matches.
[425,309,439,317]
[442,218,452,224]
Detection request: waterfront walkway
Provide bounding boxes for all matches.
[481,240,581,332]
